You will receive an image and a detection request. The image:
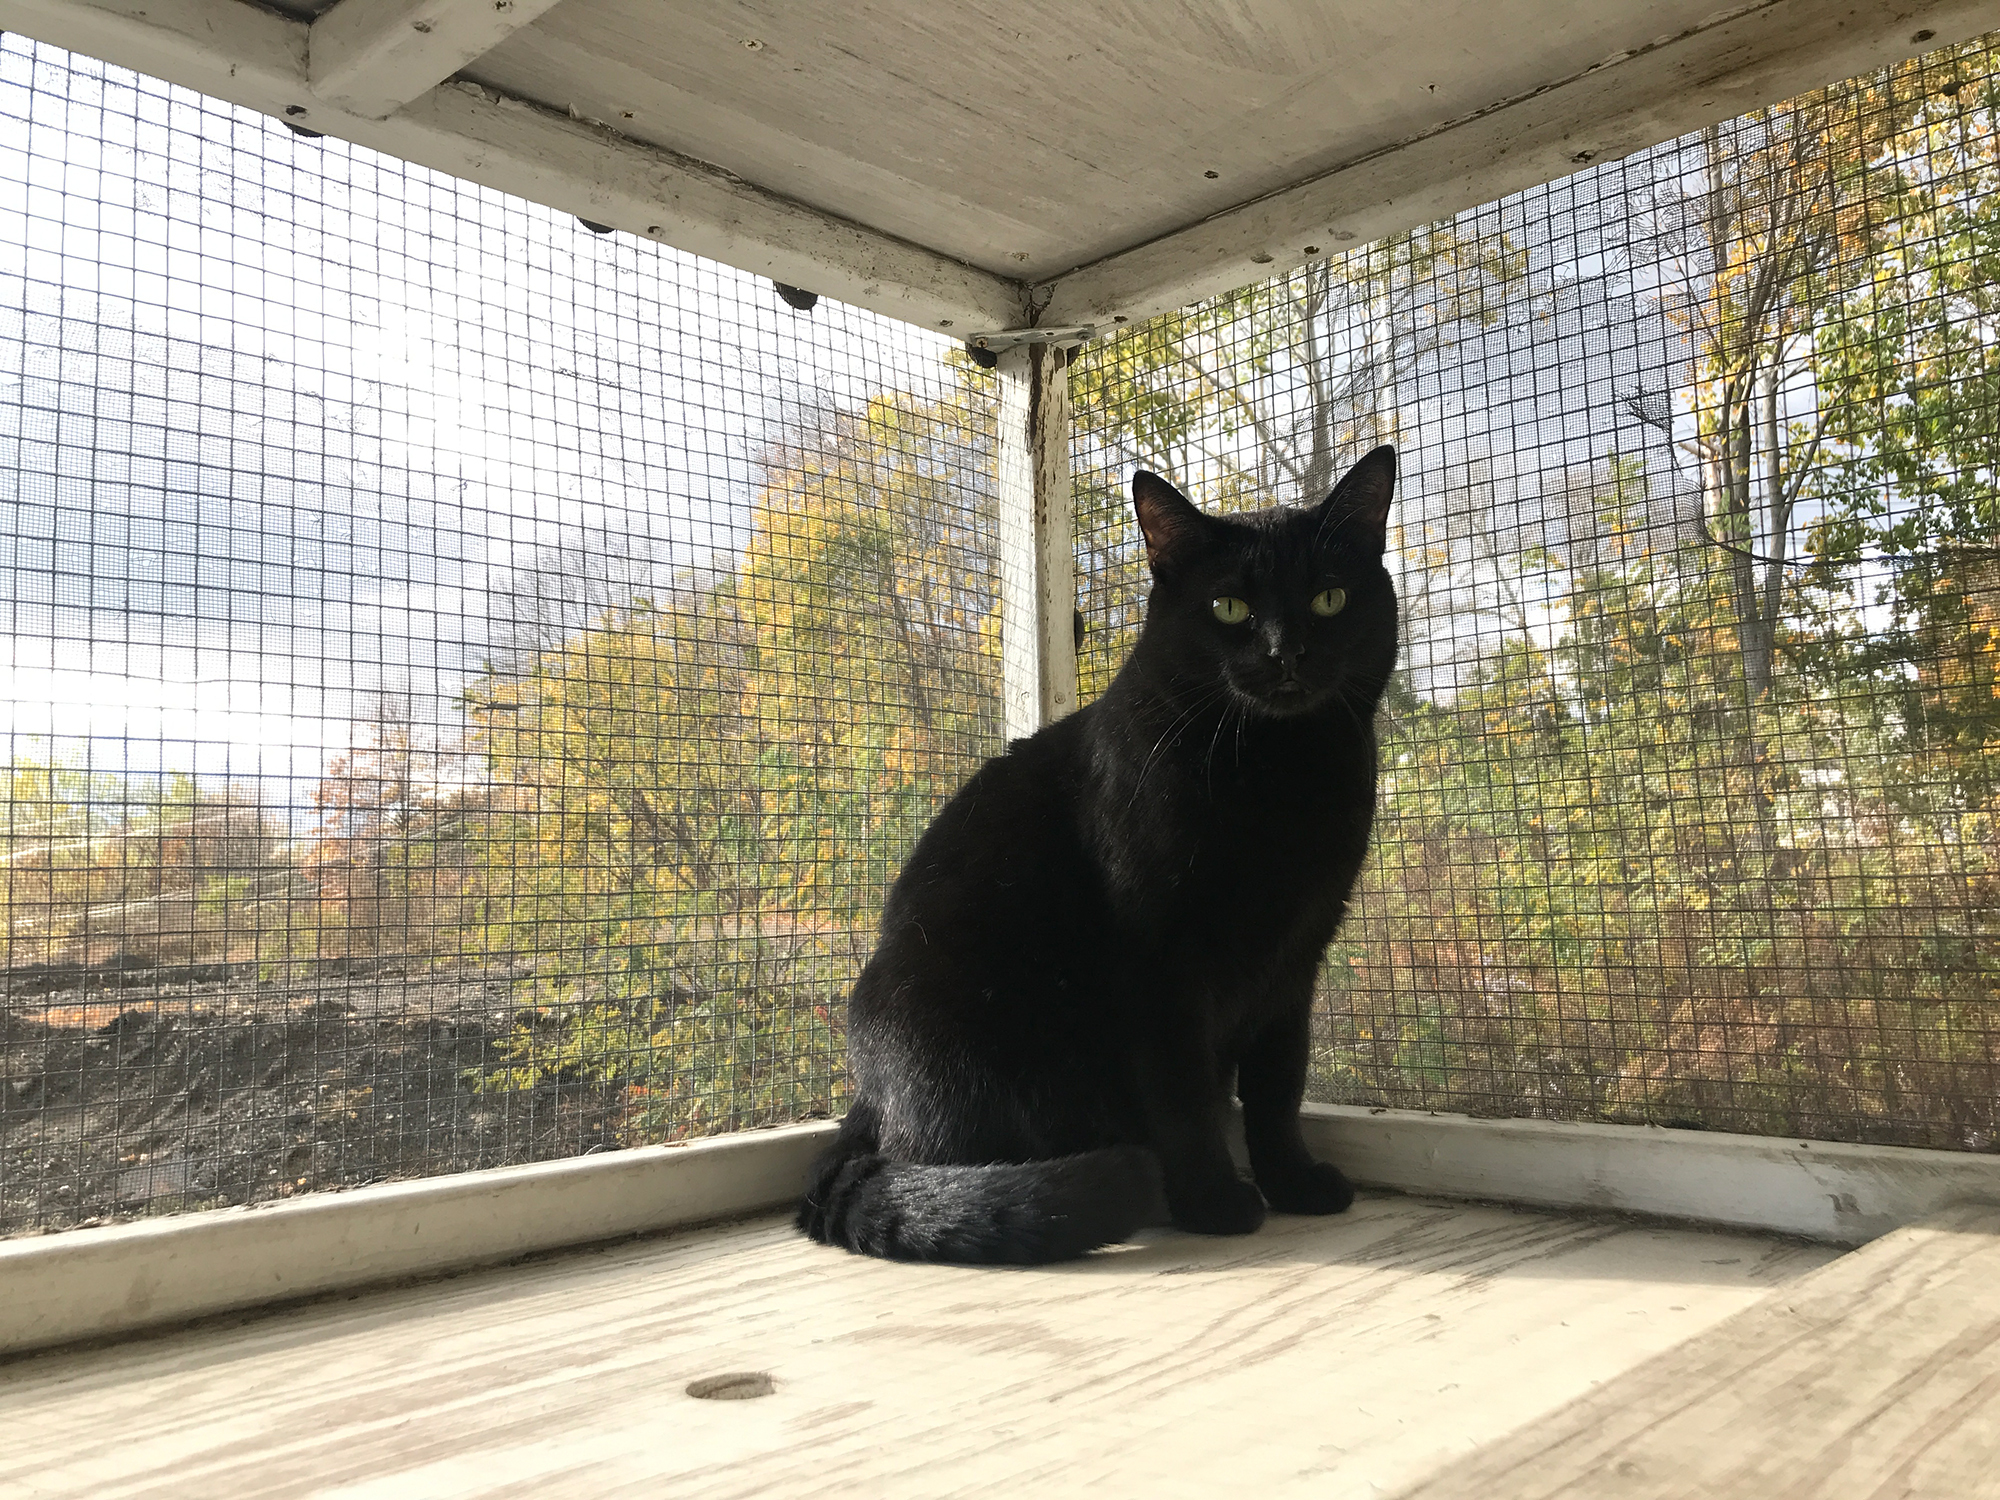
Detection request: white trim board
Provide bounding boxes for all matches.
[1298,1104,2000,1246]
[4,1107,1997,1359]
[0,1121,837,1359]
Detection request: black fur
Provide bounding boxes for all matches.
[798,447,1399,1263]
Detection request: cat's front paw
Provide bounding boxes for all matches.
[1258,1159,1355,1216]
[1169,1174,1268,1236]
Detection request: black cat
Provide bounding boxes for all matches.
[797,446,1398,1263]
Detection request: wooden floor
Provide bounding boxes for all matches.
[0,1193,1990,1499]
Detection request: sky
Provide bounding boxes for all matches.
[0,32,962,802]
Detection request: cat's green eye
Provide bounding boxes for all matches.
[1210,596,1251,625]
[1311,587,1348,618]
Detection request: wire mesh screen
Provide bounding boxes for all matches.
[1073,33,2000,1151]
[0,36,1000,1235]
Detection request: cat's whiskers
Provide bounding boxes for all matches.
[1329,681,1375,739]
[1130,682,1231,805]
[1201,697,1236,794]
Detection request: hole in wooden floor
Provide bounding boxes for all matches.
[686,1371,775,1401]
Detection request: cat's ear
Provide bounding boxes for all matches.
[1131,471,1208,575]
[1316,445,1396,553]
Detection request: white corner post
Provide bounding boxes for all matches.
[996,342,1077,741]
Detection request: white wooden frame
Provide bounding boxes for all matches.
[6,0,1989,744]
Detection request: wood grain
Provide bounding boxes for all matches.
[468,0,1975,285]
[0,1196,1836,1499]
[309,0,569,119]
[997,341,1076,738]
[1400,1202,2000,1500]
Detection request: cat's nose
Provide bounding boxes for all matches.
[1264,632,1303,666]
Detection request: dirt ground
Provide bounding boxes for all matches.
[0,966,627,1237]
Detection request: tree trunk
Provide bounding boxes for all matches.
[1297,260,1337,502]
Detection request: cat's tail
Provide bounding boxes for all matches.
[796,1114,1162,1265]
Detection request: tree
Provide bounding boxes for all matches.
[462,381,1000,1141]
[467,574,761,953]
[465,374,1001,934]
[300,693,479,966]
[480,518,683,679]
[1068,226,1530,696]
[1655,100,1853,703]
[1805,53,2000,783]
[1620,64,1941,863]
[1075,226,1527,505]
[736,388,1000,910]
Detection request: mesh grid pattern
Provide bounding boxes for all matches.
[0,36,999,1234]
[1073,34,2000,1150]
[6,31,1998,1241]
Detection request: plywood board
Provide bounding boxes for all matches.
[1400,1202,2000,1500]
[0,1196,1836,1499]
[463,0,1981,282]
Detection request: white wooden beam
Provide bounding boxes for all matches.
[0,0,1026,335]
[1038,0,2000,330]
[0,1122,837,1357]
[309,0,570,121]
[1298,1104,2000,1246]
[996,341,1077,740]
